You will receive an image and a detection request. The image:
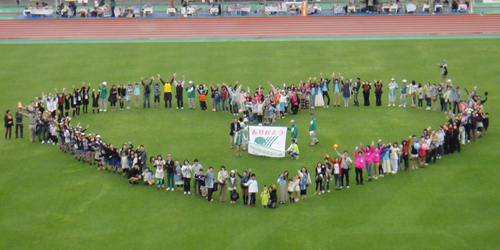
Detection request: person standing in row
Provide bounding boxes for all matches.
[133,83,140,109]
[99,82,107,112]
[354,147,365,185]
[236,168,252,205]
[4,110,13,140]
[277,170,289,204]
[141,77,152,108]
[204,166,215,202]
[186,80,196,110]
[165,154,175,191]
[352,78,361,106]
[388,78,398,107]
[319,72,330,108]
[218,166,228,202]
[172,74,185,109]
[191,159,202,196]
[334,148,352,189]
[15,107,24,139]
[181,159,192,194]
[243,173,258,208]
[159,74,172,108]
[309,113,318,147]
[341,78,351,107]
[362,81,371,106]
[399,79,408,107]
[375,80,383,106]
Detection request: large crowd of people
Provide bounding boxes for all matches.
[4,61,490,208]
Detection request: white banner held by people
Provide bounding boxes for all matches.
[248,126,287,158]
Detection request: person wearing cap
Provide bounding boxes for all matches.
[388,78,398,107]
[309,113,318,147]
[185,80,196,110]
[98,82,107,112]
[140,77,152,108]
[438,59,448,84]
[288,119,298,143]
[399,79,408,107]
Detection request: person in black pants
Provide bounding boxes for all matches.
[172,74,185,109]
[362,81,371,106]
[320,73,331,107]
[374,80,383,106]
[15,108,24,139]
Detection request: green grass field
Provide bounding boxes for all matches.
[0,38,499,250]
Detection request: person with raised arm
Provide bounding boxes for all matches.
[158,74,172,109]
[334,147,352,189]
[172,73,185,109]
[140,76,152,109]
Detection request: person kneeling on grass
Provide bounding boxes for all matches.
[285,139,299,160]
[128,165,142,185]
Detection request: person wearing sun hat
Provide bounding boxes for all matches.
[98,82,107,112]
[388,78,398,107]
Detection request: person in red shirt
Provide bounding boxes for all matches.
[401,136,411,171]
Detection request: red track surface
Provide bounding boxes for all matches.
[1,14,499,40]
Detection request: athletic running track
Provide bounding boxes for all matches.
[0,14,499,40]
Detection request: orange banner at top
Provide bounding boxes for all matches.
[301,1,308,16]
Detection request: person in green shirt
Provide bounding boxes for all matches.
[399,79,408,108]
[110,0,116,17]
[234,127,243,158]
[99,82,108,112]
[288,119,298,143]
[185,81,196,110]
[309,113,318,146]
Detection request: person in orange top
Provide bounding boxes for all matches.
[4,109,13,140]
[198,84,209,112]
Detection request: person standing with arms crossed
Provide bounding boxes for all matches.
[438,59,448,84]
[309,113,318,147]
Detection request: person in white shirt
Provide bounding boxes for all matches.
[243,174,258,207]
[181,160,192,194]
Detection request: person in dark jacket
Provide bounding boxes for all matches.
[128,165,142,184]
[141,77,152,108]
[374,80,383,106]
[362,81,371,106]
[268,185,277,209]
[4,109,13,140]
[15,107,24,139]
[236,168,252,205]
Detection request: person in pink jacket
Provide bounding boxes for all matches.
[371,139,384,179]
[361,142,374,181]
[354,147,365,185]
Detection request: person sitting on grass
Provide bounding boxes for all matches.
[128,165,142,185]
[142,167,152,185]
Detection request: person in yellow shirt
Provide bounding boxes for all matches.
[159,74,172,108]
[285,139,299,160]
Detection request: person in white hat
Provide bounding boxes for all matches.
[399,79,408,107]
[388,78,398,107]
[438,59,448,84]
